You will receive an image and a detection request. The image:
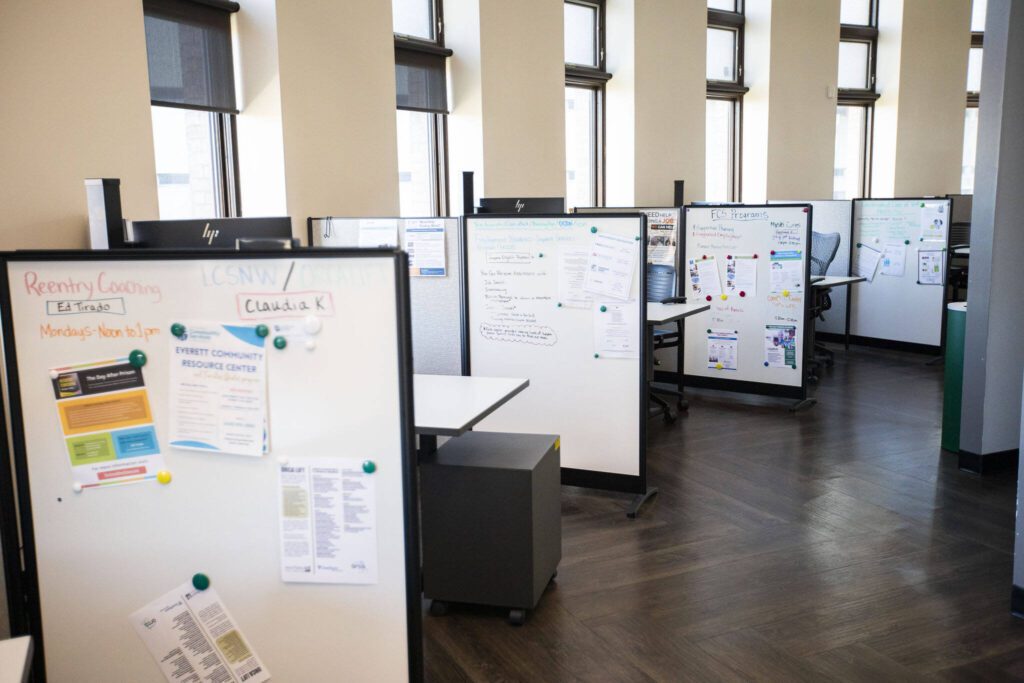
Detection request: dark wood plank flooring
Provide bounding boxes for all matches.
[423,345,1022,681]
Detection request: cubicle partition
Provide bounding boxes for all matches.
[849,198,951,350]
[462,214,648,495]
[308,216,464,375]
[0,250,422,681]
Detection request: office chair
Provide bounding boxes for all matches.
[948,221,970,301]
[646,264,686,422]
[809,231,841,376]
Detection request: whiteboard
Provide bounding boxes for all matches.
[771,200,852,336]
[683,205,812,398]
[464,215,646,492]
[849,198,950,347]
[0,252,420,682]
[308,217,463,375]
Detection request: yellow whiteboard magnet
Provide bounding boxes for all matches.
[783,290,790,297]
[715,363,724,370]
[156,470,172,485]
[554,438,560,450]
[720,294,728,301]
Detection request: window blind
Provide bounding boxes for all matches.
[395,45,450,114]
[143,0,240,114]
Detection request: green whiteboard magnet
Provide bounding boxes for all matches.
[635,236,641,241]
[170,322,186,338]
[273,336,287,350]
[362,460,376,474]
[538,252,544,258]
[600,305,607,312]
[255,324,269,338]
[557,302,563,308]
[192,573,210,591]
[594,353,600,358]
[590,226,598,233]
[128,350,147,368]
[856,243,862,248]
[904,239,910,245]
[920,202,925,207]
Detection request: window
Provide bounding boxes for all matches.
[961,0,984,193]
[394,0,450,216]
[833,0,878,199]
[564,1,610,208]
[143,0,241,219]
[706,2,746,202]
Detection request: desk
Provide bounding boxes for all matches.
[414,374,529,456]
[646,302,711,421]
[813,275,866,289]
[0,637,32,683]
[808,275,866,379]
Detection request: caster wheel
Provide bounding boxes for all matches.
[663,412,676,424]
[508,609,526,626]
[428,600,448,617]
[678,400,689,411]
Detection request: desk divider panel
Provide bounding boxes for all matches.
[682,205,812,401]
[0,250,421,682]
[308,216,465,375]
[463,214,647,494]
[849,198,951,349]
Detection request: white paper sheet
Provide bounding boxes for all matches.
[769,251,803,293]
[646,211,678,266]
[131,582,270,683]
[707,329,739,370]
[725,256,757,296]
[920,203,948,242]
[357,219,399,248]
[764,324,798,369]
[853,244,883,282]
[918,249,945,285]
[557,247,594,309]
[279,457,378,584]
[687,257,723,298]
[583,233,638,301]
[880,241,907,277]
[404,219,446,276]
[594,301,639,359]
[169,322,267,457]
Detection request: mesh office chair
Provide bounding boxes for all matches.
[647,264,686,422]
[809,231,841,372]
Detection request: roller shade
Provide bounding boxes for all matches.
[395,45,450,114]
[143,0,240,114]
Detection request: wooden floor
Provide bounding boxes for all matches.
[423,345,1024,681]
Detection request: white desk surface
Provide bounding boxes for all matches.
[414,374,529,436]
[0,637,31,683]
[954,246,970,255]
[647,301,711,324]
[813,275,866,288]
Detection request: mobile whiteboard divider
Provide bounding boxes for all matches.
[0,249,423,682]
[462,213,652,516]
[682,204,814,410]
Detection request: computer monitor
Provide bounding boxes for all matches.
[126,217,294,249]
[478,197,565,214]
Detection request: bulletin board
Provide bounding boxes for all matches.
[309,216,464,375]
[0,250,421,682]
[682,205,813,400]
[463,214,647,494]
[770,200,852,336]
[849,198,951,349]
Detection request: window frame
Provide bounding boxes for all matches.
[833,103,874,200]
[393,0,442,44]
[833,0,878,199]
[564,0,610,207]
[707,3,747,202]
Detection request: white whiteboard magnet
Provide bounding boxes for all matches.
[304,339,317,351]
[72,482,83,493]
[303,315,322,335]
[49,370,59,379]
[277,456,289,465]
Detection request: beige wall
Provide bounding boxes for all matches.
[445,0,486,213]
[478,0,566,198]
[874,0,971,197]
[276,0,399,235]
[744,0,840,202]
[0,0,158,249]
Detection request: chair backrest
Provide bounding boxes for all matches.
[950,222,971,247]
[810,231,841,276]
[647,263,676,302]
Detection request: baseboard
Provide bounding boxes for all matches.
[845,335,941,355]
[1013,585,1024,619]
[957,448,1019,475]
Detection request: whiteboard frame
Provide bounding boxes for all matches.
[848,197,951,351]
[681,204,813,401]
[307,215,468,375]
[461,214,649,495]
[0,249,424,682]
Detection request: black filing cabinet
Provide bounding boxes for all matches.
[420,431,561,625]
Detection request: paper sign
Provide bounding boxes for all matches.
[726,256,757,296]
[880,241,907,277]
[918,249,945,285]
[279,458,378,584]
[584,233,638,301]
[594,301,639,359]
[49,358,165,490]
[131,582,269,683]
[764,325,798,369]
[169,322,268,457]
[853,244,882,282]
[707,329,739,370]
[357,219,399,248]
[920,203,948,242]
[557,247,593,309]
[646,210,678,266]
[404,219,446,276]
[769,251,803,294]
[688,257,722,297]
